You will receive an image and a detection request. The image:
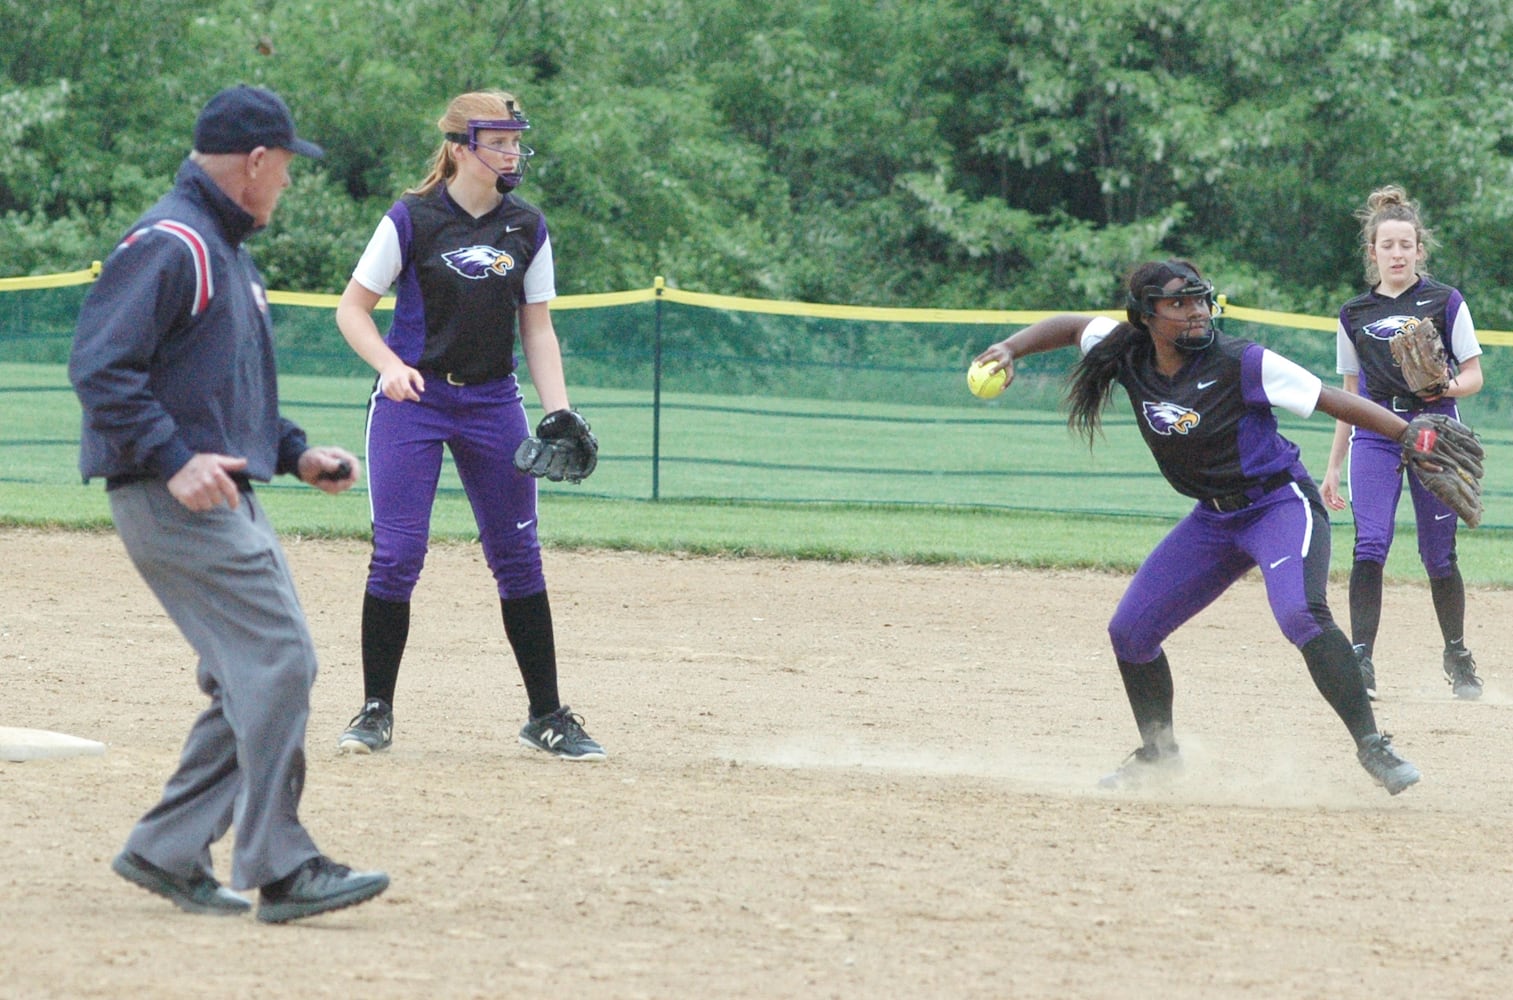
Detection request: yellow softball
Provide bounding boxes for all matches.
[966,360,1007,399]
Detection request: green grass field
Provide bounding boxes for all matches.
[5,361,1510,585]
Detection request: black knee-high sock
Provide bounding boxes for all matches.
[1348,559,1384,653]
[1429,565,1467,650]
[501,590,561,720]
[1115,653,1177,752]
[362,592,410,706]
[1300,628,1376,744]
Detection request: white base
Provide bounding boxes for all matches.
[0,726,108,762]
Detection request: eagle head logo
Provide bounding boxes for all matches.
[1362,315,1416,342]
[1143,400,1201,436]
[442,245,516,279]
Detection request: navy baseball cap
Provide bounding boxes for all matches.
[193,85,324,159]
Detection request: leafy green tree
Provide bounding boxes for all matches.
[3,0,1513,330]
[532,83,792,296]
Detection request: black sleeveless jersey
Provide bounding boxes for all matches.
[1107,332,1308,502]
[1338,276,1463,403]
[384,185,548,384]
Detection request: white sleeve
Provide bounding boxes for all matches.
[1261,349,1323,419]
[1076,315,1120,354]
[522,234,557,304]
[1451,306,1483,363]
[350,216,402,295]
[1335,319,1359,376]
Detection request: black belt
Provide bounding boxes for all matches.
[1205,471,1296,513]
[420,368,511,387]
[1389,395,1429,413]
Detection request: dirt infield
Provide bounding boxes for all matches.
[3,525,1511,999]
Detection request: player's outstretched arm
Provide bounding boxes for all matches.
[1316,386,1409,441]
[974,314,1094,387]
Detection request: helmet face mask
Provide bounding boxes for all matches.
[1134,277,1216,317]
[1126,262,1220,351]
[446,101,534,192]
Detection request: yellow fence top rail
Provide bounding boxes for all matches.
[0,265,101,290]
[4,268,1511,344]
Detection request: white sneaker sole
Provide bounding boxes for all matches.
[518,736,606,761]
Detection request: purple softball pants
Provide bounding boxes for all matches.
[363,374,545,602]
[1346,420,1459,577]
[1109,481,1336,663]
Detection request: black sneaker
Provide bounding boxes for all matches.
[1443,648,1483,700]
[1354,644,1378,701]
[1357,732,1420,795]
[1098,743,1182,790]
[256,855,389,924]
[112,851,251,916]
[338,698,393,753]
[518,705,606,761]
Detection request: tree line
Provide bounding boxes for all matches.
[4,0,1513,327]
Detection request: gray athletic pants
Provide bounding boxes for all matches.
[110,480,320,890]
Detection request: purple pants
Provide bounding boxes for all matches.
[1109,481,1335,663]
[1347,416,1459,577]
[363,374,545,602]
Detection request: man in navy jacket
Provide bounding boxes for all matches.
[70,85,387,924]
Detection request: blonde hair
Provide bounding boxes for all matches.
[407,89,524,196]
[1355,184,1437,285]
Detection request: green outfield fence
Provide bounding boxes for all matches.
[3,265,1511,526]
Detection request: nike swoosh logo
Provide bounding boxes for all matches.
[1269,556,1291,569]
[1196,379,1217,389]
[516,519,535,530]
[505,225,523,233]
[1435,512,1455,521]
[1416,299,1433,306]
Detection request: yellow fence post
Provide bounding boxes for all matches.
[652,276,666,500]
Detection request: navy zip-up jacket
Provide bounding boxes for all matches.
[69,159,308,484]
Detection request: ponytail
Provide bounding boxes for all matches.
[1065,259,1179,444]
[1065,322,1144,444]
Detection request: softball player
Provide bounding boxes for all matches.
[974,259,1421,795]
[1322,185,1485,700]
[333,89,603,760]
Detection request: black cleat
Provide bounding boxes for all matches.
[1354,644,1378,701]
[112,851,251,916]
[257,855,389,924]
[1098,743,1183,790]
[1357,732,1420,795]
[338,697,393,753]
[1443,648,1483,700]
[519,705,606,761]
